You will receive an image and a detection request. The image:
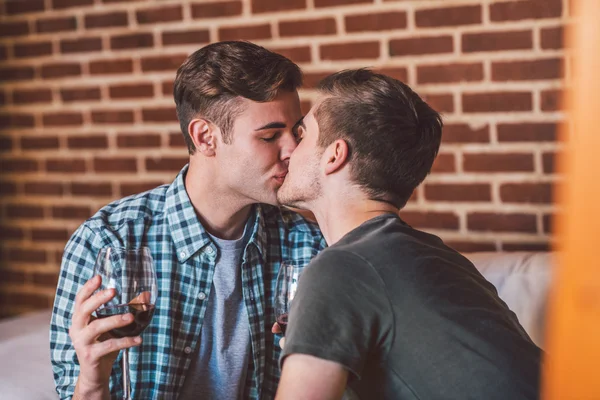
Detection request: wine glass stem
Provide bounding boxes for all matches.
[122,348,131,400]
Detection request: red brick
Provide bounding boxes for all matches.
[110,33,154,50]
[430,153,455,173]
[193,1,243,18]
[43,112,84,127]
[70,182,113,197]
[320,41,379,61]
[94,157,137,173]
[0,21,30,37]
[24,181,64,195]
[0,45,6,60]
[67,135,109,149]
[467,212,537,233]
[253,0,304,13]
[52,0,94,9]
[60,37,102,54]
[502,242,550,252]
[315,0,371,7]
[219,24,271,41]
[0,113,35,128]
[541,26,563,49]
[373,67,408,82]
[416,5,481,27]
[36,16,77,33]
[52,205,92,220]
[490,0,562,22]
[5,204,44,219]
[500,182,553,204]
[0,179,17,194]
[423,93,454,113]
[462,30,533,53]
[14,41,53,58]
[120,181,164,196]
[0,270,26,285]
[162,29,210,46]
[0,226,26,241]
[146,157,188,172]
[543,213,554,234]
[400,211,459,230]
[8,248,47,263]
[46,158,87,173]
[12,88,53,104]
[304,71,335,88]
[425,183,492,202]
[0,158,38,173]
[0,67,35,82]
[442,123,489,143]
[280,18,336,37]
[136,5,182,24]
[462,92,532,113]
[345,12,407,32]
[32,273,59,288]
[102,0,146,3]
[463,153,534,172]
[60,87,101,103]
[390,36,453,57]
[543,152,556,173]
[117,133,162,148]
[541,89,562,111]
[169,133,186,148]
[91,110,135,124]
[141,54,187,72]
[0,136,12,151]
[141,107,177,122]
[300,100,311,115]
[497,122,558,142]
[109,83,154,99]
[6,0,45,15]
[89,58,133,75]
[162,80,174,96]
[492,58,563,81]
[32,228,70,242]
[21,136,60,150]
[85,12,129,29]
[417,62,483,84]
[446,241,497,253]
[271,46,311,64]
[41,62,81,79]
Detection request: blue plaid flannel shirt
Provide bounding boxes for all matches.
[50,165,326,399]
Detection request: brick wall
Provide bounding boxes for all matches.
[0,0,567,317]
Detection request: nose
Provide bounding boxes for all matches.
[280,131,298,161]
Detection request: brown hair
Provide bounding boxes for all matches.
[173,41,303,153]
[315,69,443,209]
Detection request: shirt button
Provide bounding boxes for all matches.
[197,292,206,300]
[206,247,214,255]
[179,251,187,258]
[184,346,192,354]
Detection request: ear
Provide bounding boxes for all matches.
[324,139,349,175]
[188,118,217,156]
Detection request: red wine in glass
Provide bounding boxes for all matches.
[96,303,156,338]
[276,313,288,335]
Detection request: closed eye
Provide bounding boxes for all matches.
[261,131,281,142]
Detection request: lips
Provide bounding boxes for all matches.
[274,171,288,184]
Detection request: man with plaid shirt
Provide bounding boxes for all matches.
[50,41,325,400]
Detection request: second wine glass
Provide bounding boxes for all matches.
[275,261,303,335]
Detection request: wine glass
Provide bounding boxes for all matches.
[93,247,158,400]
[275,261,303,335]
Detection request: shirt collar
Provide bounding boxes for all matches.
[166,164,269,264]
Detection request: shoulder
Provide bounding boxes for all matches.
[303,248,383,289]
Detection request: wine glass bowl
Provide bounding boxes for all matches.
[275,261,302,335]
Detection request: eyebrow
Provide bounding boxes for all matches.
[254,122,287,131]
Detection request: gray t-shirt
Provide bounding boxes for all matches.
[282,214,541,400]
[179,220,253,399]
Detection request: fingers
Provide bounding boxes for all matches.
[279,337,286,349]
[272,322,282,334]
[72,288,116,330]
[79,313,134,344]
[78,336,142,366]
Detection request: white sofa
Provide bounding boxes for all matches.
[0,252,553,399]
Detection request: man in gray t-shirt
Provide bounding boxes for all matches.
[275,69,541,399]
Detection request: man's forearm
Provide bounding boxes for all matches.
[73,379,111,400]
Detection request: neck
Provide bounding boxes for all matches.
[185,160,252,240]
[311,193,398,246]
